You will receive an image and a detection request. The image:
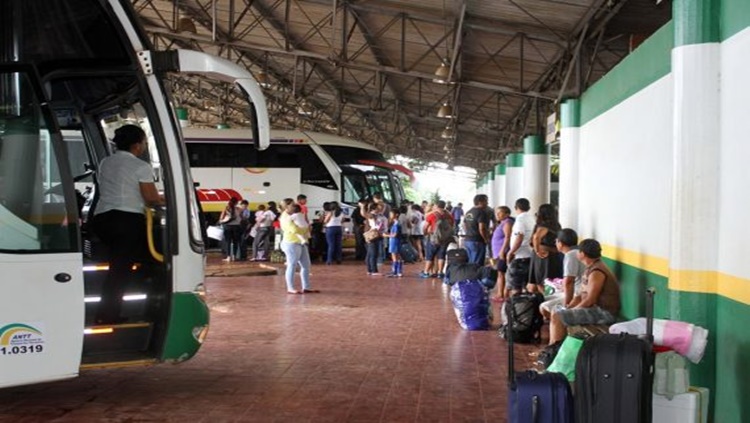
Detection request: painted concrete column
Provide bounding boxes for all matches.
[559,99,580,229]
[486,169,496,207]
[522,135,550,213]
[505,153,524,214]
[669,0,720,391]
[175,107,190,128]
[494,163,506,207]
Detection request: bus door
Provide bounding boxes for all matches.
[0,68,84,388]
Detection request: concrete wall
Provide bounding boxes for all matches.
[564,2,750,420]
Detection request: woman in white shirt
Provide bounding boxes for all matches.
[323,201,344,265]
[409,204,425,261]
[93,125,164,323]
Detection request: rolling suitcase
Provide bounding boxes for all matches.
[574,288,656,423]
[399,242,418,263]
[507,292,574,423]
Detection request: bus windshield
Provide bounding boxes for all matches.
[341,169,398,205]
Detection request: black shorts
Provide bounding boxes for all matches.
[494,259,508,273]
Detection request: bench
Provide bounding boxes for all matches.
[567,324,610,338]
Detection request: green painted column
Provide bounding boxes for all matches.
[175,107,189,128]
[670,0,721,417]
[522,135,549,213]
[559,99,581,228]
[505,152,524,214]
[494,163,506,206]
[487,169,495,206]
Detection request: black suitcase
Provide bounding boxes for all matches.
[507,290,574,423]
[574,288,655,423]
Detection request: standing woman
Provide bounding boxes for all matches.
[527,203,564,294]
[219,197,242,261]
[361,201,387,275]
[490,206,514,301]
[324,201,344,264]
[280,201,318,294]
[93,125,164,323]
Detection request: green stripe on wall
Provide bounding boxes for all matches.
[495,163,506,175]
[580,21,674,126]
[602,257,727,421]
[721,0,750,41]
[674,0,720,46]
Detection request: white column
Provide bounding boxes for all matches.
[523,135,550,213]
[559,99,580,229]
[486,170,495,207]
[505,153,524,214]
[494,163,506,207]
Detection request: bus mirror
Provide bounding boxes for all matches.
[150,50,270,150]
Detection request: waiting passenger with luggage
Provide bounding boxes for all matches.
[548,238,621,345]
[419,200,454,278]
[539,228,585,320]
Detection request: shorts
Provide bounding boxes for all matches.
[528,252,564,285]
[426,243,448,261]
[410,234,424,240]
[539,293,565,313]
[494,258,508,273]
[506,258,531,290]
[556,306,617,327]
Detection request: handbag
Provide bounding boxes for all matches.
[363,228,380,243]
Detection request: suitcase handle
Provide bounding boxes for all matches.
[646,287,655,343]
[532,395,539,423]
[507,298,516,388]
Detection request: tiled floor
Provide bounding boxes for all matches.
[0,259,542,422]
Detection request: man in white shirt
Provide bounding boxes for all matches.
[505,198,535,294]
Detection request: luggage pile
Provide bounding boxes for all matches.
[505,288,709,423]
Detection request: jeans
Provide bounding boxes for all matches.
[366,238,382,273]
[223,224,242,259]
[280,241,311,292]
[353,224,366,260]
[464,240,487,265]
[325,226,343,264]
[252,227,272,259]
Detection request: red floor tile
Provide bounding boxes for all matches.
[0,260,544,422]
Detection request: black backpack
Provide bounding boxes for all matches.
[499,293,545,344]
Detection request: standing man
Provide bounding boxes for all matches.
[462,195,492,265]
[296,194,309,221]
[506,198,535,295]
[419,200,454,278]
[452,202,464,233]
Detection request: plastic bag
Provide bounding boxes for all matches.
[546,335,584,381]
[449,280,491,330]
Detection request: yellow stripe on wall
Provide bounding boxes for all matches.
[601,243,669,277]
[602,244,750,306]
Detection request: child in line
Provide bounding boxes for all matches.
[384,208,404,277]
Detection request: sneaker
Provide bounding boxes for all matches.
[396,274,403,278]
[430,273,438,278]
[386,273,398,278]
[419,271,432,279]
[437,273,445,279]
[370,272,382,276]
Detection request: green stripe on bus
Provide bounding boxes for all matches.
[161,292,210,362]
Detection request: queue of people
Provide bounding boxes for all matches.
[209,192,622,345]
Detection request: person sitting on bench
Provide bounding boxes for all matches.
[548,238,621,345]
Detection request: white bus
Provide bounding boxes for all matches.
[184,128,412,219]
[0,0,269,388]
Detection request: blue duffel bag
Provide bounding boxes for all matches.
[449,279,491,330]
